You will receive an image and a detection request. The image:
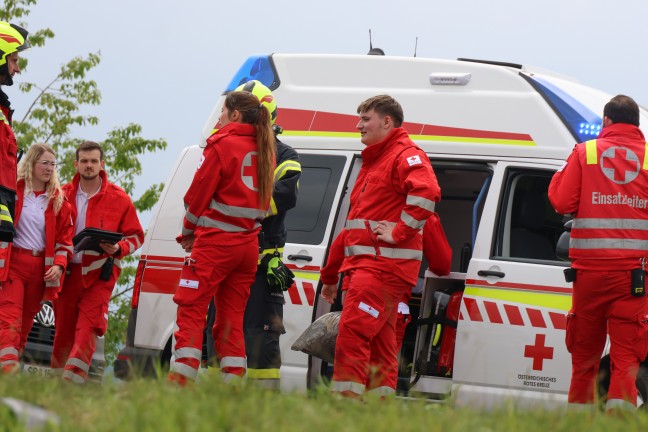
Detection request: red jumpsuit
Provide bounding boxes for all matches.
[549,123,648,411]
[51,171,144,383]
[169,122,273,384]
[0,102,18,281]
[0,180,73,372]
[320,128,440,396]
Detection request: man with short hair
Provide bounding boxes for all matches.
[549,95,648,412]
[320,95,440,398]
[51,141,144,383]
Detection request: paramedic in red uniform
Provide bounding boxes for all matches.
[0,144,73,372]
[51,141,144,383]
[169,91,275,384]
[320,95,440,398]
[549,95,648,413]
[0,22,30,280]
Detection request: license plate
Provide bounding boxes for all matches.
[23,363,53,377]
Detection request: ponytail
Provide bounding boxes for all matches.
[253,105,275,205]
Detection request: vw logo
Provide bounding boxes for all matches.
[36,303,55,328]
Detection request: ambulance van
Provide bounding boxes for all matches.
[114,53,648,409]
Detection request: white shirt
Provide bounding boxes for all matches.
[71,179,101,264]
[13,191,47,251]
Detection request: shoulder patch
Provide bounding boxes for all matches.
[406,155,422,166]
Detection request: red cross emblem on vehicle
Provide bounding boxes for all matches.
[241,151,259,191]
[600,146,640,185]
[524,333,554,371]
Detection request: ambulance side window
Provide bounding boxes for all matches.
[494,169,565,264]
[285,154,347,245]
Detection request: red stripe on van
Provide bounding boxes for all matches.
[278,108,533,142]
[463,297,483,322]
[287,284,302,305]
[142,255,185,264]
[549,312,567,330]
[483,300,503,324]
[526,308,546,328]
[302,282,315,306]
[140,266,180,295]
[503,304,524,326]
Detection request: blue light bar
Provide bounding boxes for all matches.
[523,75,602,142]
[224,55,279,94]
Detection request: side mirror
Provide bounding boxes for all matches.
[555,219,572,262]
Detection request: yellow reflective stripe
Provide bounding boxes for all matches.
[464,286,571,312]
[274,160,301,182]
[644,142,648,170]
[432,324,441,346]
[268,197,278,216]
[0,214,11,222]
[282,131,536,146]
[585,139,597,165]
[292,270,320,281]
[247,368,280,379]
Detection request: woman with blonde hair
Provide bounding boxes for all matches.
[0,143,74,373]
[169,90,276,384]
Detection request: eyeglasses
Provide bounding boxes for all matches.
[37,160,58,167]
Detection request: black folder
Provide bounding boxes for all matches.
[72,228,123,253]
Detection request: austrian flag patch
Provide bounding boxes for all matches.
[406,155,422,166]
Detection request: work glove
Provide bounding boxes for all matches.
[263,252,295,293]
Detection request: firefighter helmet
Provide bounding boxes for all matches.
[234,80,277,125]
[0,21,30,67]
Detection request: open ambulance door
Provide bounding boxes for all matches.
[280,150,356,392]
[453,161,572,409]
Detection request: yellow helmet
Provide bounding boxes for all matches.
[0,21,29,67]
[234,80,277,125]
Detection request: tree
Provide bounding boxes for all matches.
[2,0,168,364]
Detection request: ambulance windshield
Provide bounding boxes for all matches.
[524,74,603,143]
[224,55,278,93]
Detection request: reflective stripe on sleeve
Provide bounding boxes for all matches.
[209,200,265,220]
[406,195,436,212]
[400,210,426,230]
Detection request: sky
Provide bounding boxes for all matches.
[8,0,648,228]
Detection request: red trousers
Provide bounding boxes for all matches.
[567,269,648,406]
[51,264,113,383]
[170,240,257,383]
[0,249,45,372]
[332,268,409,395]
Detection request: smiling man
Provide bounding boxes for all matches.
[319,95,441,398]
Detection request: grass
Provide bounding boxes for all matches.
[0,373,647,431]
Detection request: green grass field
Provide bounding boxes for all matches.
[0,373,647,431]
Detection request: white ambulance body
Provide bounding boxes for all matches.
[115,53,648,408]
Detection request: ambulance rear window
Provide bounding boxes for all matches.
[523,74,602,142]
[224,55,279,93]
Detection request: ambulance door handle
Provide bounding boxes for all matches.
[287,254,313,262]
[477,270,505,278]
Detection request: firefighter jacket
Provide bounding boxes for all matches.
[0,90,17,244]
[549,122,648,270]
[182,122,274,246]
[63,171,144,287]
[321,128,440,286]
[259,139,301,256]
[13,180,74,296]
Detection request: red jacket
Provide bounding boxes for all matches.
[0,104,17,193]
[13,180,74,298]
[182,122,273,247]
[322,212,451,285]
[549,123,648,270]
[63,171,144,287]
[321,128,440,286]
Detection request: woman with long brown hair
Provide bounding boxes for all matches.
[169,90,276,384]
[0,143,74,373]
